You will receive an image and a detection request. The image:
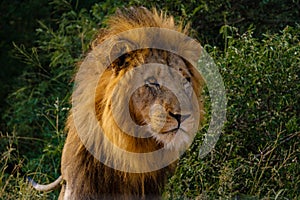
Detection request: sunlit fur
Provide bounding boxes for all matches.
[59,7,204,200]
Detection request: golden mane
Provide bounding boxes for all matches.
[92,7,190,46]
[58,7,203,199]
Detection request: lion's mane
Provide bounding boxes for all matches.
[60,7,203,200]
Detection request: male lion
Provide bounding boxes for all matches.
[30,7,204,200]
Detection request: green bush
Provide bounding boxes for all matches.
[165,25,300,199]
[131,0,300,45]
[1,0,299,199]
[1,2,101,199]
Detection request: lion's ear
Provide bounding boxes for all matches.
[109,39,135,70]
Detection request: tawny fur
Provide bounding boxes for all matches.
[33,7,204,200]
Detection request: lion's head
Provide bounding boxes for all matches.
[88,50,203,174]
[98,49,203,152]
[69,8,204,169]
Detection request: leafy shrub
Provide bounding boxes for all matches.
[165,25,300,199]
[131,0,300,46]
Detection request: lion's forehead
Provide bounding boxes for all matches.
[141,50,192,74]
[140,64,191,82]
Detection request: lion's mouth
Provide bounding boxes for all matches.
[160,128,179,134]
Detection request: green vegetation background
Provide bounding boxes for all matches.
[0,0,299,199]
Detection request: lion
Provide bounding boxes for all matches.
[29,7,204,199]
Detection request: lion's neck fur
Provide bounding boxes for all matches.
[63,115,175,199]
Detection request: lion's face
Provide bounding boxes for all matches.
[96,48,202,153]
[126,52,200,150]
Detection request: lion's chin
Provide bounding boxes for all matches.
[151,128,192,151]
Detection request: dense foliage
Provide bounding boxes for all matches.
[0,0,299,199]
[166,26,300,199]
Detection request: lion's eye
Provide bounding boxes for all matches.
[145,76,160,87]
[145,76,160,95]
